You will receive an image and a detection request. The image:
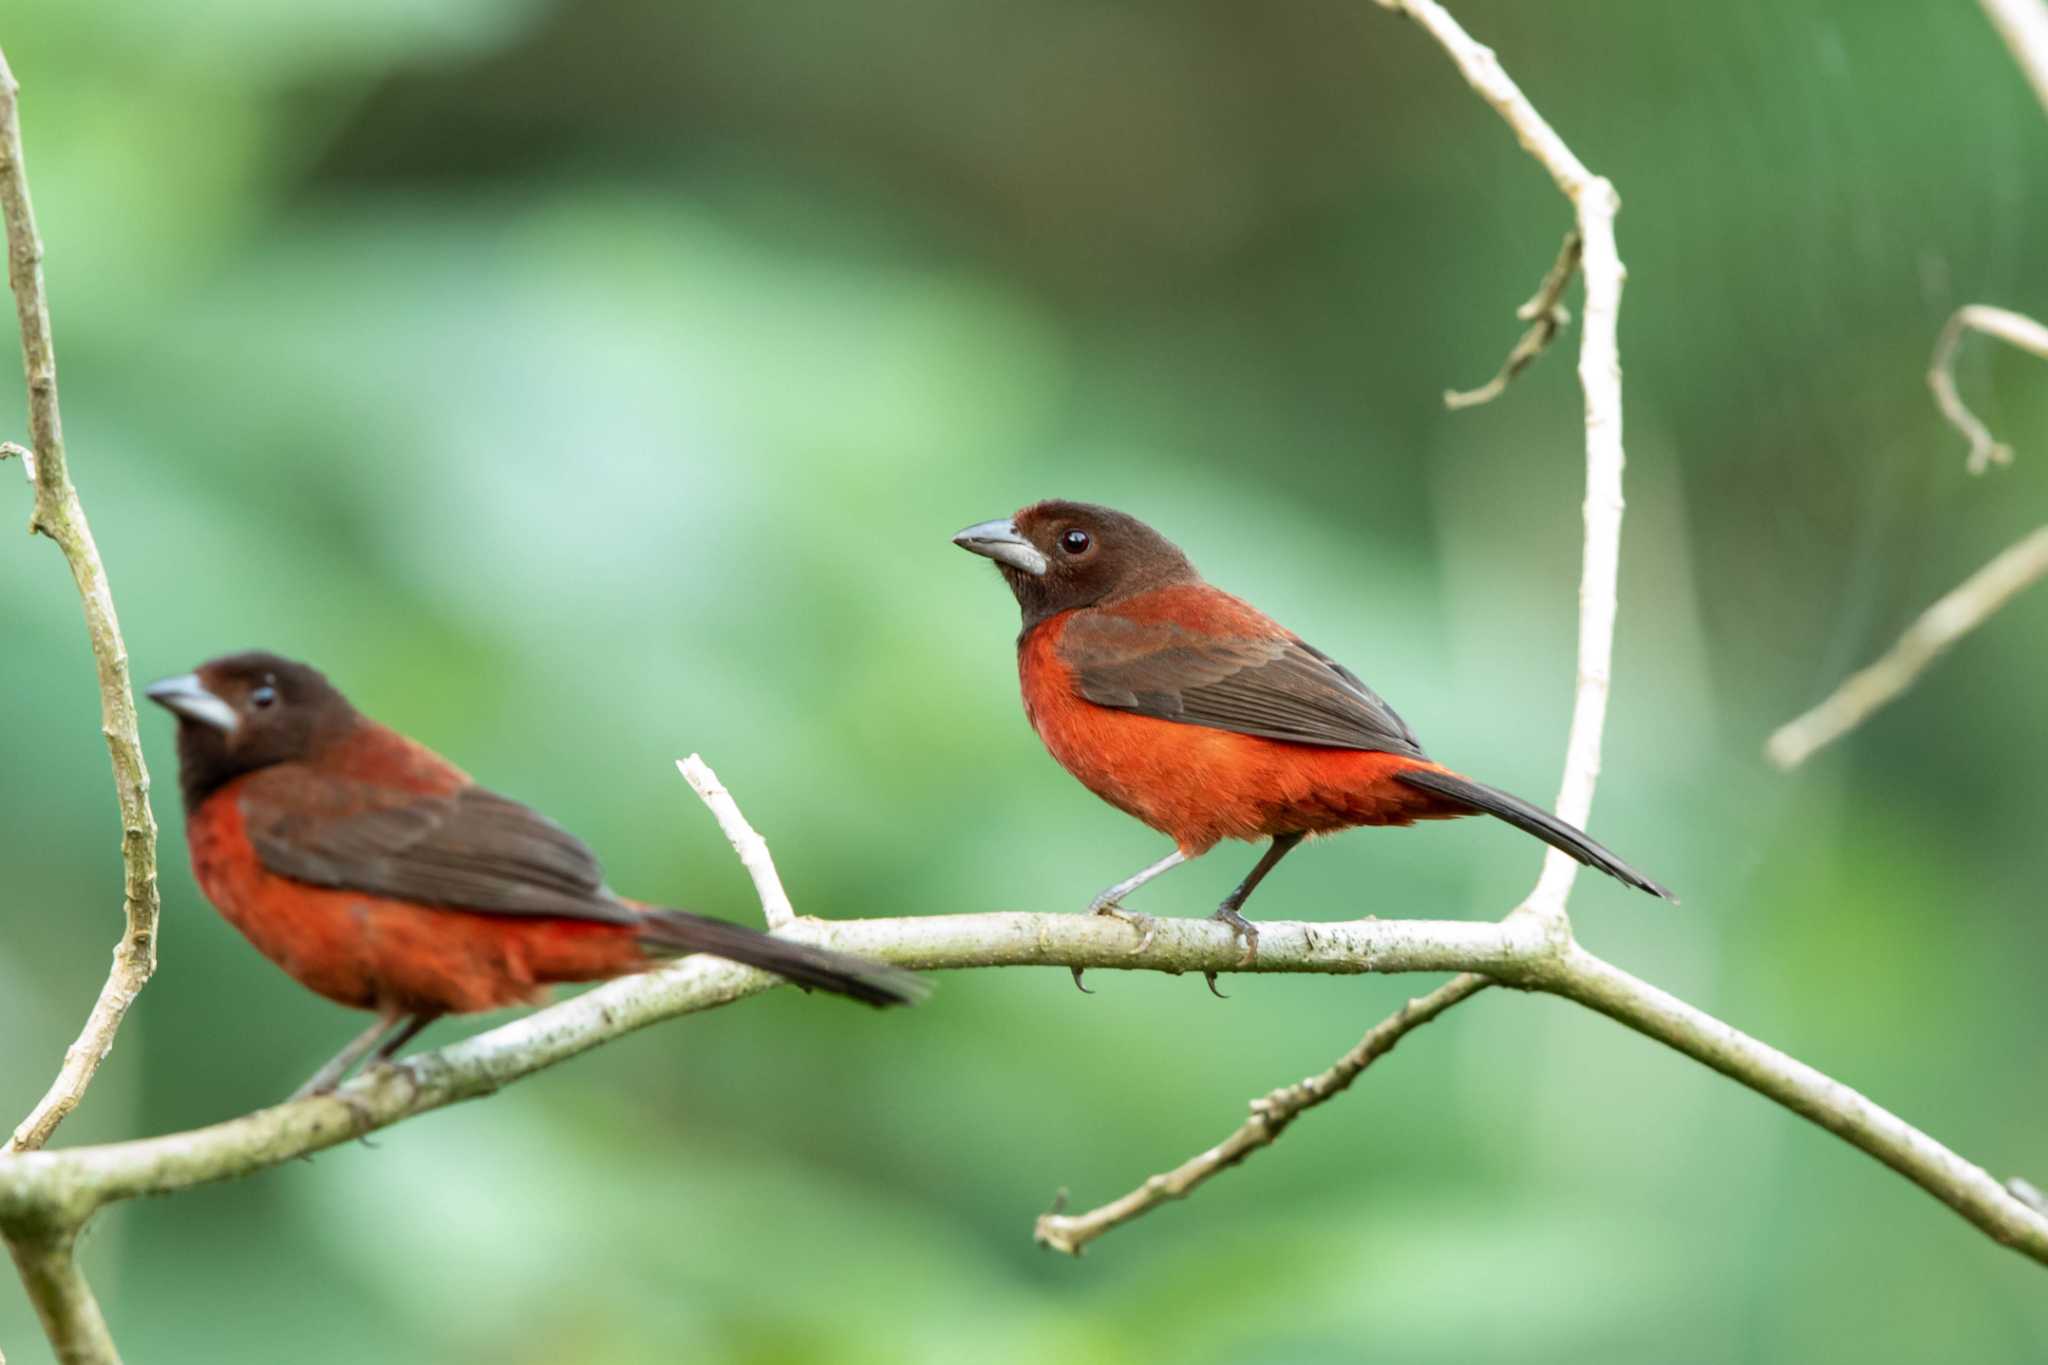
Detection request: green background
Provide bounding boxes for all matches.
[3,2,2046,1361]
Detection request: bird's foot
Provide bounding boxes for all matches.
[1201,905,1260,998]
[1214,905,1261,965]
[1072,897,1158,993]
[367,1056,422,1095]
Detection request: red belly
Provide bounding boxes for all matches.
[187,781,645,1015]
[1019,617,1464,854]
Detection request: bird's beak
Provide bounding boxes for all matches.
[145,673,239,734]
[951,519,1048,577]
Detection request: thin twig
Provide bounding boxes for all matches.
[678,755,795,930]
[1979,0,2048,115]
[1445,229,1581,409]
[1928,304,2048,474]
[1766,525,2048,768]
[1,46,162,1156]
[1034,974,1491,1255]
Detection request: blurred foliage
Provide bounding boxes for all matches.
[2,1,2046,1361]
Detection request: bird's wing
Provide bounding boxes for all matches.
[1059,610,1427,758]
[238,768,635,923]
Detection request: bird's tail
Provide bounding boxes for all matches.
[636,909,929,1008]
[1394,767,1676,902]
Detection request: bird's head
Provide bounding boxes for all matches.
[147,652,358,806]
[951,500,1199,627]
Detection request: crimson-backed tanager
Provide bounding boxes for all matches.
[149,652,922,1095]
[954,501,1672,990]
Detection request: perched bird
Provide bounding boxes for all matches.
[954,500,1673,990]
[148,652,923,1096]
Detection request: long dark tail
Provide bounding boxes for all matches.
[636,910,929,1008]
[1395,768,1676,902]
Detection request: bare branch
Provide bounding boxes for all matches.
[1766,524,2048,768]
[1540,943,2048,1260]
[678,754,796,930]
[3,914,2044,1272]
[1369,0,1633,928]
[6,1229,116,1365]
[1928,304,2048,474]
[0,916,1543,1232]
[1,47,162,1155]
[1445,229,1580,410]
[1035,974,1491,1255]
[1980,0,2048,115]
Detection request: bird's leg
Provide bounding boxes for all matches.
[290,1006,406,1101]
[1203,833,1304,994]
[373,1012,435,1061]
[365,1011,439,1092]
[1073,847,1192,990]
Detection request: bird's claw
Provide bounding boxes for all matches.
[1071,897,1160,994]
[1201,905,1259,999]
[1214,905,1260,965]
[1095,903,1157,951]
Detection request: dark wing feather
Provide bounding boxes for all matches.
[240,770,635,923]
[1063,614,1426,758]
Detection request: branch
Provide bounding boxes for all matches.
[1033,974,1492,1255]
[1,47,162,1155]
[678,754,794,930]
[4,909,2045,1269]
[1541,943,2048,1258]
[6,1229,114,1365]
[1762,9,2048,768]
[1980,0,2048,115]
[1766,305,2048,768]
[1367,0,1632,927]
[1928,304,2048,474]
[1765,524,2048,768]
[0,913,1538,1228]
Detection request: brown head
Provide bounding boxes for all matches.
[952,500,1200,628]
[146,652,362,809]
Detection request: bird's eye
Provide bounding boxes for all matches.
[250,684,278,710]
[1060,528,1092,555]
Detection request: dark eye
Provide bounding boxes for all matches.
[250,684,278,710]
[1059,528,1092,555]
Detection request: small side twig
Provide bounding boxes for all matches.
[1035,973,1491,1256]
[1928,304,2048,474]
[2,45,162,1155]
[1445,229,1581,410]
[677,755,795,930]
[1766,524,2048,769]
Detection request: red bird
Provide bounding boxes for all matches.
[148,652,922,1096]
[954,501,1672,989]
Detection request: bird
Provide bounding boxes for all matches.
[147,651,924,1097]
[953,500,1673,992]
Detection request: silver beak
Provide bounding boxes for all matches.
[145,673,240,734]
[951,519,1049,577]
